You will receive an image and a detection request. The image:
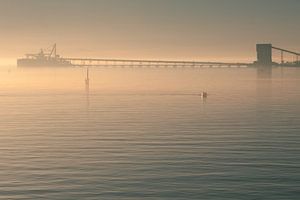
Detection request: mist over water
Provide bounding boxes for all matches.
[0,66,300,199]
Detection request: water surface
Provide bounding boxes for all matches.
[0,66,299,199]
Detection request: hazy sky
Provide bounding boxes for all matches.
[0,0,300,63]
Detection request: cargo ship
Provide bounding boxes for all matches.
[17,44,73,67]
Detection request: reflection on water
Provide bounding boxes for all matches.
[0,66,300,199]
[257,66,272,79]
[85,67,90,109]
[256,67,273,136]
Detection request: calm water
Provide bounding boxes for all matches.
[0,66,299,199]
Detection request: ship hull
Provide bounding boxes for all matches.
[17,58,73,67]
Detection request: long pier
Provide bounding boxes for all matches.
[64,57,251,68]
[64,44,299,68]
[17,43,300,68]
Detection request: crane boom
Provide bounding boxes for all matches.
[49,44,57,58]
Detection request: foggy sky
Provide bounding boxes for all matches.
[1,0,300,63]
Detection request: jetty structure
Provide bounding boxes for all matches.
[17,44,300,68]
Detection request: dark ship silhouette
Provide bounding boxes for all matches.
[17,44,72,67]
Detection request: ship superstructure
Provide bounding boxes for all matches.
[17,44,72,67]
